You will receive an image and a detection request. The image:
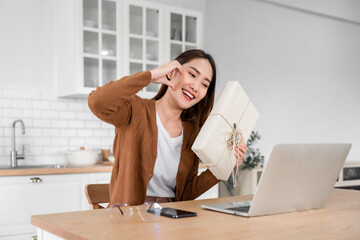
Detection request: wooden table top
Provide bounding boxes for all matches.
[31,189,360,240]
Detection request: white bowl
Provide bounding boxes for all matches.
[67,150,100,166]
[107,156,115,163]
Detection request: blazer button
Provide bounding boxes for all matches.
[179,171,183,175]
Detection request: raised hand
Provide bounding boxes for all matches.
[149,60,184,90]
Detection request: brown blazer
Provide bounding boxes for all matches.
[88,71,220,206]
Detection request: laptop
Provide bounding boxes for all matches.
[201,143,352,217]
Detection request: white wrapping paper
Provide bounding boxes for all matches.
[192,81,260,180]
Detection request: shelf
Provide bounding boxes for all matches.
[101,29,117,35]
[83,53,99,59]
[101,56,117,61]
[129,59,143,64]
[83,26,99,32]
[145,60,159,65]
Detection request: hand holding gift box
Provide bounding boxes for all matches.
[192,81,260,181]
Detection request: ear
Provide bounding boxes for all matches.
[167,69,177,80]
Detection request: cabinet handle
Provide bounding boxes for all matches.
[31,235,38,240]
[29,177,42,183]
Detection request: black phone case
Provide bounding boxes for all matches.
[148,207,197,218]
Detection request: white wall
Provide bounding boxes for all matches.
[204,0,360,162]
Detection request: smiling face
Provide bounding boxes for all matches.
[168,58,213,110]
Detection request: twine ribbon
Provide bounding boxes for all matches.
[208,100,250,187]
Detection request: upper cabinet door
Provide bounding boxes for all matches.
[123,0,164,99]
[165,6,203,62]
[82,0,119,88]
[55,0,122,98]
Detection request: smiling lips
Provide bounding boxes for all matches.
[182,89,195,100]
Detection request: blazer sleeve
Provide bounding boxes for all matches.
[179,154,221,200]
[88,71,152,127]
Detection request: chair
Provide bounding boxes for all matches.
[85,183,110,210]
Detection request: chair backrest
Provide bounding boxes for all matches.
[85,183,110,210]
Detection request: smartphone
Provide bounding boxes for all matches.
[147,207,197,219]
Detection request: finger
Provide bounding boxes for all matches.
[238,144,247,153]
[162,79,176,91]
[174,61,184,75]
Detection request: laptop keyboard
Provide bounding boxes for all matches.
[226,206,250,213]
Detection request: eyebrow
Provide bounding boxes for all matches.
[189,67,211,84]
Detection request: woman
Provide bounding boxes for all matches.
[88,49,247,206]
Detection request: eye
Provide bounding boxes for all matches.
[189,72,196,78]
[202,83,209,88]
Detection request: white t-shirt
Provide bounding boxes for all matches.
[146,113,183,198]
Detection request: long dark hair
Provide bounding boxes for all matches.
[153,49,217,127]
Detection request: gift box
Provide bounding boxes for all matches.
[192,81,260,180]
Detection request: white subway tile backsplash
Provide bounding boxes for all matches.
[0,137,11,146]
[3,128,11,137]
[86,138,102,146]
[13,100,32,109]
[94,129,109,137]
[60,111,77,119]
[77,112,93,120]
[101,122,114,129]
[0,99,12,108]
[85,121,101,128]
[78,129,93,137]
[33,100,50,109]
[33,119,51,128]
[51,120,68,128]
[29,146,43,155]
[22,90,41,99]
[42,110,60,119]
[3,89,22,98]
[69,138,85,146]
[101,138,114,147]
[52,138,69,146]
[50,101,68,110]
[26,128,42,137]
[4,108,23,118]
[42,147,60,155]
[68,102,85,111]
[34,137,52,146]
[60,129,77,137]
[42,129,60,137]
[24,109,42,118]
[68,120,85,128]
[0,87,119,165]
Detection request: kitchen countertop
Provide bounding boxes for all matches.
[0,162,208,177]
[0,163,113,176]
[31,189,360,240]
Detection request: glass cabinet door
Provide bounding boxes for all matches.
[167,9,202,62]
[127,2,162,97]
[82,0,118,89]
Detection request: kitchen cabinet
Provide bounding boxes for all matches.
[123,0,164,98]
[165,6,203,62]
[55,0,122,98]
[56,0,202,98]
[0,172,111,239]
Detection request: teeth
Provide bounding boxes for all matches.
[182,89,194,99]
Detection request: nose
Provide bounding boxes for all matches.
[189,80,200,93]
